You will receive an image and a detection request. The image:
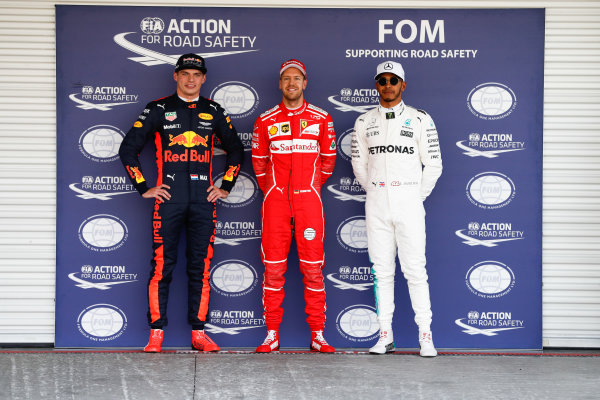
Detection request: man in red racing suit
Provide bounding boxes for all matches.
[252,59,337,353]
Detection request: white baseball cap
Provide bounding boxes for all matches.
[374,61,405,81]
[280,59,307,77]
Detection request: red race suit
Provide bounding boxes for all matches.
[252,101,336,331]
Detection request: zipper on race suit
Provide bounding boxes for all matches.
[188,102,194,203]
[288,113,297,236]
[288,167,294,235]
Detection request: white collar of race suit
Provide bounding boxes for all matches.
[282,101,308,116]
[178,95,199,102]
[378,100,405,115]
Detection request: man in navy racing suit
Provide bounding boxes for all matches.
[119,53,244,353]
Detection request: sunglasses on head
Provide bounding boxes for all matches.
[377,76,401,86]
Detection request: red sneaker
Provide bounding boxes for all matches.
[310,331,335,353]
[192,330,220,352]
[256,330,280,353]
[144,329,164,353]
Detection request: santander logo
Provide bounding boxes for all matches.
[270,139,319,153]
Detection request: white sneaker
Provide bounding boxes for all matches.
[369,329,395,354]
[419,331,437,357]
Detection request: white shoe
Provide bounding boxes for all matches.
[419,331,437,357]
[369,329,395,354]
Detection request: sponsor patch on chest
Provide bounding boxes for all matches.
[267,121,292,138]
[301,120,320,136]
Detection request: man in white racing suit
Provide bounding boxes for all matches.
[351,61,442,357]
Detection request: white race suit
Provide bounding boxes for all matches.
[351,101,442,331]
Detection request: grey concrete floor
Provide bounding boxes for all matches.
[1,350,599,400]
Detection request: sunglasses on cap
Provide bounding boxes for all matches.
[377,77,401,86]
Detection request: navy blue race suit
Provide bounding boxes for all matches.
[119,93,244,329]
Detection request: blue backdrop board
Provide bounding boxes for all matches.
[56,6,544,349]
